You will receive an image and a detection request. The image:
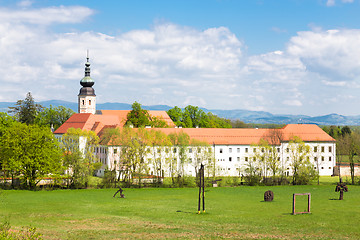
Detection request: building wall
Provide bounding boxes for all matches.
[100,141,336,177]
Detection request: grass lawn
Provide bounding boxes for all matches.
[0,183,359,239]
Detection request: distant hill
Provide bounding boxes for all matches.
[1,100,360,126]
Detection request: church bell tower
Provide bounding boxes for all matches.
[78,51,96,114]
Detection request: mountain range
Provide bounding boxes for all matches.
[1,100,360,126]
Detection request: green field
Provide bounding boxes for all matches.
[0,182,359,239]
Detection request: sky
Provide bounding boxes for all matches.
[1,0,360,116]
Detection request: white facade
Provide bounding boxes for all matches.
[96,141,336,177]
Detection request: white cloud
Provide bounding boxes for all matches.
[0,5,94,25]
[2,4,360,116]
[326,0,336,6]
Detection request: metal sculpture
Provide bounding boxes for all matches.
[335,182,348,200]
[113,187,125,198]
[264,190,274,202]
[198,164,205,214]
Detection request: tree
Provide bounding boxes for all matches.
[126,102,150,127]
[231,119,248,128]
[35,105,75,130]
[8,92,43,125]
[0,122,62,189]
[337,132,360,184]
[167,106,183,127]
[167,105,232,128]
[288,136,317,185]
[61,128,101,188]
[168,131,191,186]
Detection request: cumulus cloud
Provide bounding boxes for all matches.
[2,3,360,116]
[0,5,93,25]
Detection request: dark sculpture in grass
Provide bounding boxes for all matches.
[113,187,125,198]
[335,182,348,200]
[264,190,274,202]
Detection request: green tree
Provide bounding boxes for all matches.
[288,136,317,185]
[337,132,360,184]
[0,122,62,189]
[61,128,101,188]
[167,106,183,127]
[36,105,75,130]
[8,92,43,125]
[126,102,150,127]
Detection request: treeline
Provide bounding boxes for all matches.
[322,125,360,184]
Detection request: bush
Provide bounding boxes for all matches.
[0,220,42,240]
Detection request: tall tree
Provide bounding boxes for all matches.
[337,132,360,184]
[0,122,62,189]
[288,136,317,185]
[61,128,101,188]
[126,101,150,127]
[8,92,43,125]
[36,105,75,130]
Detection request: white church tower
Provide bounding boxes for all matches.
[78,52,96,114]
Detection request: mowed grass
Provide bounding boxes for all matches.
[0,184,359,239]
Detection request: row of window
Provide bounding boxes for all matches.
[219,146,333,154]
[217,156,333,162]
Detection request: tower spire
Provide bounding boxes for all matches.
[78,51,96,114]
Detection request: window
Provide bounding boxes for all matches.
[261,148,265,153]
[208,148,212,153]
[277,157,280,161]
[189,158,192,163]
[198,148,201,153]
[173,148,177,153]
[329,146,332,152]
[157,149,161,153]
[237,148,240,153]
[220,148,223,153]
[314,157,317,162]
[228,168,230,170]
[82,99,85,105]
[329,167,332,169]
[245,148,248,153]
[189,148,192,153]
[287,157,289,162]
[314,146,317,152]
[229,157,232,162]
[89,100,91,105]
[253,148,256,153]
[245,157,248,162]
[321,156,325,161]
[286,148,289,153]
[321,146,325,153]
[237,157,240,162]
[114,149,117,154]
[329,157,332,162]
[229,148,232,153]
[253,157,256,161]
[321,167,324,169]
[314,167,317,169]
[277,148,280,153]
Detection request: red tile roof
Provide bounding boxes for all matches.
[55,113,334,145]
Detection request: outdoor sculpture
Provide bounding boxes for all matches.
[113,187,125,198]
[264,190,274,202]
[335,182,348,200]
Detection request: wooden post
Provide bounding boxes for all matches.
[202,165,205,212]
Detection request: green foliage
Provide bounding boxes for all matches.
[125,101,150,127]
[61,128,101,188]
[230,119,248,128]
[167,105,232,128]
[288,136,317,185]
[0,122,62,189]
[0,219,42,240]
[35,105,74,130]
[8,92,43,125]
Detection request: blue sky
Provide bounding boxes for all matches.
[0,0,360,116]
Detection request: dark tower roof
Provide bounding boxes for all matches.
[79,52,96,96]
